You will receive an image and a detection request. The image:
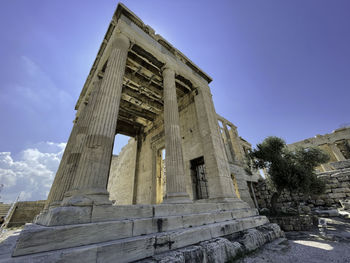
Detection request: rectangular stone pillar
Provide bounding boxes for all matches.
[227,125,245,164]
[222,122,235,163]
[162,67,191,203]
[194,84,238,201]
[329,143,346,161]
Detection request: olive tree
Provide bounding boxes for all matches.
[248,136,329,214]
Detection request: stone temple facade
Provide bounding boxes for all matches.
[107,114,260,209]
[8,4,282,262]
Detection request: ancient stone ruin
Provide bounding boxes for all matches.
[8,4,283,262]
[252,127,350,230]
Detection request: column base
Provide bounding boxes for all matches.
[35,189,112,226]
[163,192,192,204]
[62,188,112,206]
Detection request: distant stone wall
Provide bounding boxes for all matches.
[107,139,137,205]
[253,166,350,212]
[0,203,11,218]
[8,200,45,227]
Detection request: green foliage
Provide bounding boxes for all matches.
[248,136,329,206]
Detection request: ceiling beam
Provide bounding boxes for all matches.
[121,93,161,114]
[123,69,163,99]
[119,100,156,121]
[122,86,162,111]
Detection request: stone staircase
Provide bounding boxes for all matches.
[8,201,271,262]
[0,204,11,219]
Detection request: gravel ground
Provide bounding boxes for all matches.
[238,238,350,263]
[238,217,350,263]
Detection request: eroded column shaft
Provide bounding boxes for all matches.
[46,79,103,208]
[163,67,190,203]
[44,120,80,209]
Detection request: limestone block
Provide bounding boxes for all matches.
[209,220,243,238]
[157,216,184,232]
[232,208,258,219]
[182,213,215,228]
[328,193,346,199]
[133,218,158,236]
[57,247,98,263]
[332,187,350,193]
[337,174,350,182]
[152,250,185,263]
[91,204,153,222]
[133,216,184,236]
[179,246,205,262]
[213,211,234,223]
[36,206,92,226]
[340,182,350,188]
[315,199,325,206]
[170,226,212,250]
[154,233,172,254]
[154,204,194,217]
[200,238,244,263]
[96,236,155,263]
[13,220,133,256]
[239,228,266,252]
[240,216,268,230]
[315,209,339,217]
[218,201,249,211]
[340,200,350,210]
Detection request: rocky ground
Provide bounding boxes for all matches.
[0,217,349,262]
[238,217,350,263]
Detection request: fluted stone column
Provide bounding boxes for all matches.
[44,118,81,209]
[162,67,191,203]
[45,79,102,210]
[64,33,130,205]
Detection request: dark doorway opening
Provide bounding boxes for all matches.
[190,156,208,200]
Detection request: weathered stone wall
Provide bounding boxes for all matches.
[108,97,261,206]
[0,203,11,218]
[229,164,258,208]
[252,166,350,212]
[108,96,207,204]
[8,200,45,227]
[107,138,137,205]
[268,215,315,231]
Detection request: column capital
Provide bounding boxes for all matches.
[161,65,175,76]
[111,33,130,51]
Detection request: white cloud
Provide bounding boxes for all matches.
[0,142,66,203]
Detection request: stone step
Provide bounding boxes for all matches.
[12,216,269,262]
[92,200,250,222]
[0,205,11,215]
[14,207,259,256]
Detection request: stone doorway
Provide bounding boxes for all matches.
[190,156,208,200]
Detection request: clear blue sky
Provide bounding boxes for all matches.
[0,1,349,202]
